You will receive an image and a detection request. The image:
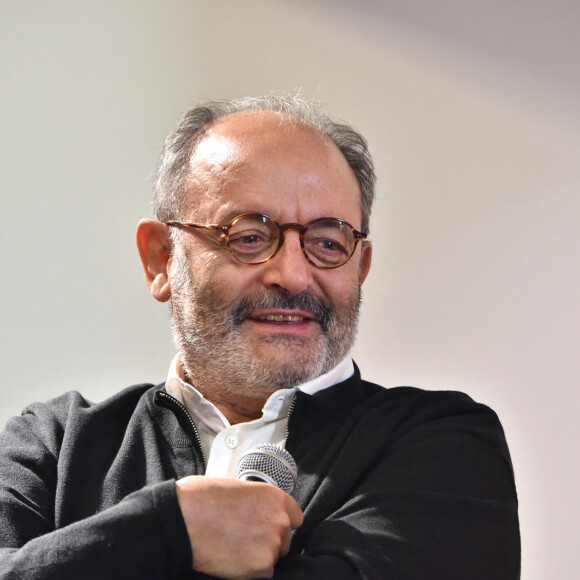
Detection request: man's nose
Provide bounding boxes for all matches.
[259,231,314,295]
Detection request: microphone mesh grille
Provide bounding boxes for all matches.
[236,443,297,494]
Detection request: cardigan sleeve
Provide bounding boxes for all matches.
[274,392,520,580]
[0,407,192,579]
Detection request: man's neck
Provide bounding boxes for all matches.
[198,394,265,425]
[178,357,275,424]
[175,354,353,425]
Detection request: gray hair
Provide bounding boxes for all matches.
[152,95,375,232]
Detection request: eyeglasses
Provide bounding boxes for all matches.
[165,213,367,269]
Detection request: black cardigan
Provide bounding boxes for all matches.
[0,366,520,579]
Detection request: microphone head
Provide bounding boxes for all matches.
[236,443,298,494]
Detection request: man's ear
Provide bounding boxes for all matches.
[359,241,372,285]
[136,219,172,303]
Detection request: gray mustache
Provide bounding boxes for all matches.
[228,292,334,333]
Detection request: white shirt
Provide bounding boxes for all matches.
[164,354,354,478]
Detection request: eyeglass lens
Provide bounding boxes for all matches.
[227,215,356,267]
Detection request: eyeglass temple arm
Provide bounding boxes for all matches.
[165,221,228,234]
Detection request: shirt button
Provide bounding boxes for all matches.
[226,436,238,449]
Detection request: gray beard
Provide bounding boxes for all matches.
[169,244,361,397]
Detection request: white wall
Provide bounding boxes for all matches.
[1,1,579,578]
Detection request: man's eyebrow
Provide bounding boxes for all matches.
[216,209,268,224]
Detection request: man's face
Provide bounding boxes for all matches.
[168,111,372,399]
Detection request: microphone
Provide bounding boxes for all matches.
[236,443,298,494]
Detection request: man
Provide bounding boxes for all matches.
[0,96,520,579]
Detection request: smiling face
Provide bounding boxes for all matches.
[163,111,372,418]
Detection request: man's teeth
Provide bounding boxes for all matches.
[255,314,304,322]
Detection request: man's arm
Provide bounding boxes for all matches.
[0,404,193,579]
[0,398,302,580]
[1,480,191,579]
[274,393,520,579]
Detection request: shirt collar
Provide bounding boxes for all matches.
[165,353,354,408]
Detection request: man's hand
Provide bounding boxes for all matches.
[175,476,303,579]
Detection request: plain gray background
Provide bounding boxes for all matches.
[1,1,579,578]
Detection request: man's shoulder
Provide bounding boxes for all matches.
[7,382,164,435]
[0,383,168,476]
[361,378,486,409]
[298,368,502,440]
[359,377,502,429]
[322,365,490,417]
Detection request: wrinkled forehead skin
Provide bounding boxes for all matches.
[181,110,363,227]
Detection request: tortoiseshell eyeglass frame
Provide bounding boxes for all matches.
[165,212,367,269]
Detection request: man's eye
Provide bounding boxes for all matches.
[240,235,262,245]
[229,231,270,248]
[321,240,341,251]
[310,238,347,254]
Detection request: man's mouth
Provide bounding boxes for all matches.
[252,314,306,323]
[228,291,334,333]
